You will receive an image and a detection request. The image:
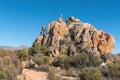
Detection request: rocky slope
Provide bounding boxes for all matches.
[19,16,120,80]
[35,16,115,58]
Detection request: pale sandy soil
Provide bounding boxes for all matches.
[17,69,48,80]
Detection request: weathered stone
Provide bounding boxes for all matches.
[68,44,77,56]
[35,16,115,58]
[58,15,63,23]
[35,26,46,44]
[75,27,84,39]
[69,16,80,22]
[43,34,49,46]
[25,59,39,68]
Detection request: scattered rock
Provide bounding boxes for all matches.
[58,15,63,23]
[25,58,39,68]
[60,76,80,80]
[69,16,80,22]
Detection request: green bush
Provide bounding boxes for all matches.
[54,56,72,69]
[100,63,120,80]
[48,67,60,80]
[65,68,79,77]
[29,42,48,56]
[60,50,67,55]
[108,63,120,79]
[31,54,50,66]
[71,53,102,68]
[40,56,50,64]
[79,67,102,80]
[53,53,102,69]
[18,49,28,61]
[0,71,5,79]
[28,42,49,66]
[40,46,48,54]
[29,42,41,56]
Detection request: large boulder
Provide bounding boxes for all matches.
[35,16,115,57]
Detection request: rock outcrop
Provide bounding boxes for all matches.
[35,16,115,58]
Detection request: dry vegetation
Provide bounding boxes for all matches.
[0,49,23,80]
[0,43,120,80]
[27,42,120,80]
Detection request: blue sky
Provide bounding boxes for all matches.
[0,0,120,53]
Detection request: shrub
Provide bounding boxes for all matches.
[79,67,102,80]
[0,71,5,79]
[60,50,67,55]
[65,68,79,77]
[53,53,102,69]
[31,54,42,65]
[40,45,48,54]
[0,49,22,80]
[100,63,120,80]
[28,42,49,66]
[53,55,72,69]
[40,56,50,64]
[29,42,41,56]
[17,49,28,61]
[71,53,102,68]
[31,54,50,66]
[48,67,60,80]
[100,65,109,77]
[29,42,48,56]
[108,63,120,79]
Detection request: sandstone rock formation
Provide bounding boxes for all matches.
[35,16,115,58]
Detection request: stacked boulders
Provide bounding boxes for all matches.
[35,16,115,61]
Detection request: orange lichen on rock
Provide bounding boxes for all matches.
[36,16,115,57]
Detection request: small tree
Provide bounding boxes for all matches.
[71,53,102,68]
[56,55,72,69]
[108,63,120,79]
[79,67,102,80]
[29,42,48,56]
[0,71,5,79]
[29,42,41,56]
[19,49,28,61]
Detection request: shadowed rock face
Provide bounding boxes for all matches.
[35,16,115,57]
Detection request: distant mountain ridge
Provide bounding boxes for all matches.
[0,45,30,51]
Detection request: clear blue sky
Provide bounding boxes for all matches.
[0,0,120,53]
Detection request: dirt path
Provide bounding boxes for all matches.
[22,69,48,80]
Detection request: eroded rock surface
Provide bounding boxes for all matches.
[35,16,115,57]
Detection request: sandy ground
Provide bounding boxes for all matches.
[22,69,48,80]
